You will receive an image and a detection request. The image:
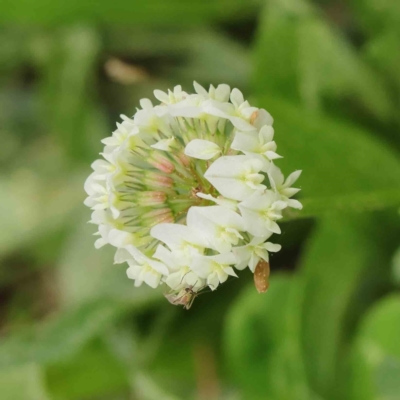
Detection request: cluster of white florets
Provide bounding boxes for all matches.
[84,82,302,295]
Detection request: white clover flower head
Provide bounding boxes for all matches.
[84,82,302,307]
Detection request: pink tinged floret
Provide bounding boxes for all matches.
[142,208,174,226]
[136,191,167,206]
[148,152,175,173]
[176,152,191,167]
[144,172,174,188]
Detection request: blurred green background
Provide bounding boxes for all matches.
[1,0,400,399]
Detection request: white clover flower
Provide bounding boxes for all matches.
[233,233,281,272]
[84,82,302,307]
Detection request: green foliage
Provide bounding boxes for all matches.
[348,295,400,400]
[0,0,399,398]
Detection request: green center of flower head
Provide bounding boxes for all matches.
[84,82,303,302]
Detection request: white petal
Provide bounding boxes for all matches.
[151,137,175,151]
[282,187,301,197]
[248,254,260,273]
[273,200,289,211]
[207,272,220,290]
[287,199,303,209]
[154,89,169,103]
[108,229,137,248]
[224,266,238,277]
[215,84,230,102]
[165,271,184,289]
[230,88,244,108]
[285,170,302,187]
[232,246,251,270]
[263,242,281,252]
[144,270,162,288]
[140,99,153,110]
[193,81,208,96]
[204,155,265,201]
[114,247,133,265]
[266,220,281,234]
[184,139,221,160]
[150,223,208,250]
[153,245,181,270]
[188,206,244,232]
[259,125,274,142]
[196,192,238,210]
[148,259,169,275]
[249,233,273,245]
[210,252,237,265]
[268,163,285,189]
[229,116,255,131]
[191,256,214,278]
[231,131,259,153]
[238,207,270,237]
[253,109,274,130]
[265,151,282,160]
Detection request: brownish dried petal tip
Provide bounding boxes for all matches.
[250,110,259,125]
[254,260,270,293]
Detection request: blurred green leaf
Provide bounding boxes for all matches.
[40,25,105,161]
[0,299,124,370]
[57,211,151,307]
[283,190,400,221]
[46,339,129,400]
[224,274,311,400]
[348,295,400,400]
[350,0,400,34]
[0,170,84,257]
[297,214,395,399]
[134,372,183,400]
[392,246,400,286]
[255,96,400,218]
[1,0,261,25]
[253,0,392,119]
[0,363,50,400]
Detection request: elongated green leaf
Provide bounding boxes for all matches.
[0,0,261,25]
[297,213,397,399]
[40,25,104,161]
[253,0,392,119]
[0,299,123,370]
[351,0,400,34]
[0,364,50,400]
[392,246,400,286]
[0,171,84,256]
[58,211,145,307]
[224,274,311,400]
[348,295,400,400]
[46,339,129,400]
[254,96,400,218]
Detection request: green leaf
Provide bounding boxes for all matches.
[57,211,157,307]
[0,364,50,400]
[134,372,183,400]
[0,299,124,370]
[0,171,85,256]
[351,0,400,34]
[348,295,400,400]
[392,246,400,286]
[253,0,392,119]
[40,25,104,161]
[46,339,129,400]
[297,213,396,399]
[224,274,311,400]
[0,0,261,25]
[254,96,400,218]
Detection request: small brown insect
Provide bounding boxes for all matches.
[164,286,204,310]
[254,260,270,293]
